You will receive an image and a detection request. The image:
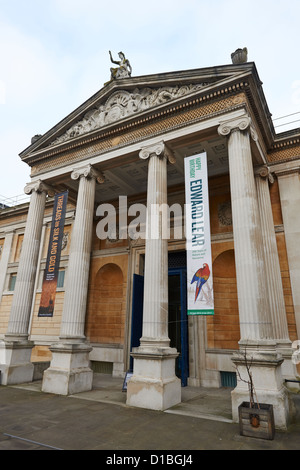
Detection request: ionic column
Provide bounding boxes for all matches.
[0,180,53,385]
[42,164,104,396]
[59,165,104,340]
[255,168,290,343]
[138,142,172,348]
[255,167,297,381]
[218,115,290,429]
[275,167,300,341]
[126,141,181,411]
[218,117,273,343]
[6,181,54,339]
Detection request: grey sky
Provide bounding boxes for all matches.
[1,0,299,198]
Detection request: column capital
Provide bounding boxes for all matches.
[71,164,105,184]
[24,179,55,197]
[139,141,176,164]
[218,114,258,142]
[255,165,275,184]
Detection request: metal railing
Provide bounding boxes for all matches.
[0,194,30,209]
[273,111,300,132]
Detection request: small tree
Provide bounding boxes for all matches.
[235,347,260,410]
[235,346,275,437]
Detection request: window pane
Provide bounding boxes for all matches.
[57,270,65,288]
[9,274,17,291]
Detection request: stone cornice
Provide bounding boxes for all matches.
[273,167,300,178]
[267,131,300,164]
[270,135,300,150]
[269,159,300,177]
[30,94,248,177]
[22,81,251,167]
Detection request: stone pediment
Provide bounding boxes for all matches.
[50,83,209,146]
[20,63,260,161]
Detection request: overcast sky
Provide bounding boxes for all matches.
[1,0,300,200]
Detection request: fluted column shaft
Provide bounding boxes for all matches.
[219,116,290,429]
[276,169,300,339]
[255,169,290,343]
[6,180,53,339]
[60,164,104,341]
[126,142,181,410]
[218,116,273,342]
[139,142,174,347]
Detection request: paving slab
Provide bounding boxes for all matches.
[0,374,299,451]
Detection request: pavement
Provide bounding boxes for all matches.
[0,374,299,452]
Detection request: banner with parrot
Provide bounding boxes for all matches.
[184,152,214,315]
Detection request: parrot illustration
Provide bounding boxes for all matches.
[191,263,210,302]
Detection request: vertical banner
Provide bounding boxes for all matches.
[38,191,68,317]
[184,153,214,315]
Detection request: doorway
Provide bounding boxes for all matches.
[130,262,189,386]
[168,268,189,386]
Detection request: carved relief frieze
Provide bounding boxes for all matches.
[31,92,248,176]
[51,84,209,146]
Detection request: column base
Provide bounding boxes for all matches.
[0,339,34,385]
[126,346,181,411]
[276,340,300,390]
[231,344,291,430]
[42,342,93,396]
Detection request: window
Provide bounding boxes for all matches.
[8,274,17,291]
[57,269,65,288]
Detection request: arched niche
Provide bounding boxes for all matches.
[206,249,240,350]
[86,263,125,344]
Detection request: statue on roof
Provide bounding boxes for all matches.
[109,51,132,80]
[231,47,248,64]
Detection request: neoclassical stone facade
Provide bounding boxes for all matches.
[0,61,299,429]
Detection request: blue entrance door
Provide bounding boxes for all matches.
[168,268,189,386]
[130,268,189,386]
[129,274,144,372]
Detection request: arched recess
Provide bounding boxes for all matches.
[206,249,240,350]
[85,263,125,344]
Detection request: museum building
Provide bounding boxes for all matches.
[0,51,299,429]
